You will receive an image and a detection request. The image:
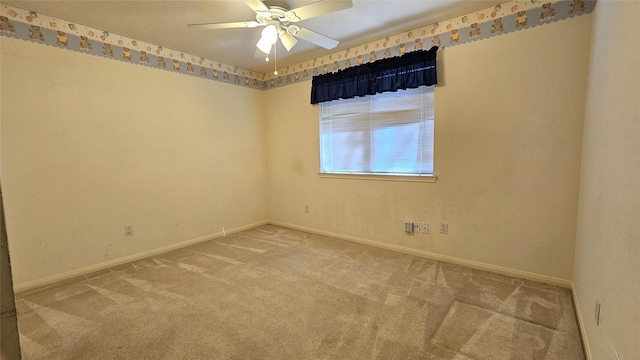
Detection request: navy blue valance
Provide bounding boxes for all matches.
[310,46,438,104]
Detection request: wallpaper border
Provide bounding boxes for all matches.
[0,0,593,90]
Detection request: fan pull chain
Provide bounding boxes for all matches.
[273,44,278,76]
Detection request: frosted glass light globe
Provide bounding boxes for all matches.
[261,25,278,44]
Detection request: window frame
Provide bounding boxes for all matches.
[317,85,437,183]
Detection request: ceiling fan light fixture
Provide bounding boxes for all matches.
[279,31,297,51]
[261,24,278,44]
[256,36,273,54]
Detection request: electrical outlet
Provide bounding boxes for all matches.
[440,222,448,234]
[124,224,134,236]
[305,204,309,213]
[420,223,429,234]
[405,222,413,233]
[413,222,421,233]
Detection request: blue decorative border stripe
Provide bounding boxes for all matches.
[0,19,267,89]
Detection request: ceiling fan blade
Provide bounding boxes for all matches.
[245,0,269,12]
[279,32,298,51]
[187,21,261,30]
[294,27,339,49]
[285,0,352,22]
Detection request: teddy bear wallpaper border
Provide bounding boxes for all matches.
[0,0,593,91]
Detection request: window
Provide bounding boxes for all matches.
[319,85,434,177]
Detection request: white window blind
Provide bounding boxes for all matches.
[320,86,434,176]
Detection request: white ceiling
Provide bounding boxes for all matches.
[3,0,502,73]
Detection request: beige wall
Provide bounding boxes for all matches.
[2,13,595,287]
[1,38,267,285]
[573,1,640,359]
[265,15,591,281]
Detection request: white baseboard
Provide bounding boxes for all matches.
[13,220,269,294]
[15,219,572,291]
[571,282,592,360]
[268,220,573,288]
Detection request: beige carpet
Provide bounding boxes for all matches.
[15,225,585,359]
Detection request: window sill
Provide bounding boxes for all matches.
[318,173,437,183]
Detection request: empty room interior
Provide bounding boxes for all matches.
[0,0,638,359]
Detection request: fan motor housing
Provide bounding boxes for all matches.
[258,1,298,24]
[264,1,291,12]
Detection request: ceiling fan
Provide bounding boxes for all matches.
[188,0,353,56]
